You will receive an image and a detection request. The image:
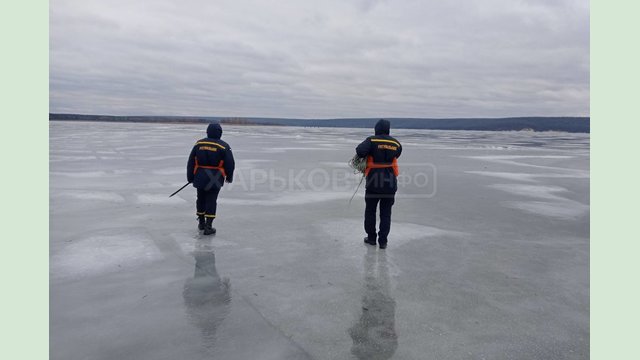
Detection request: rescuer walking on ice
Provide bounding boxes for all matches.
[187,122,235,235]
[355,119,402,249]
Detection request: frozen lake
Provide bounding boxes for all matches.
[50,121,589,359]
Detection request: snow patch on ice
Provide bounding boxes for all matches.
[221,191,351,206]
[262,147,345,153]
[50,155,98,162]
[467,171,589,182]
[152,168,185,175]
[241,159,277,164]
[487,184,569,200]
[319,161,351,168]
[136,193,186,204]
[322,219,465,249]
[112,169,142,175]
[145,182,187,189]
[135,155,185,161]
[466,171,538,182]
[469,155,573,160]
[463,155,587,176]
[172,234,239,253]
[502,201,589,220]
[115,145,153,151]
[50,171,108,178]
[51,234,164,279]
[235,159,277,170]
[54,190,125,202]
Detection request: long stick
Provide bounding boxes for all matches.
[169,182,191,197]
[348,175,365,205]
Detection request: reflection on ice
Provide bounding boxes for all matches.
[183,240,232,349]
[349,248,398,360]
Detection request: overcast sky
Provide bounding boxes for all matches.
[50,0,589,118]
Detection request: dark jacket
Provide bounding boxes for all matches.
[187,123,235,191]
[356,120,402,194]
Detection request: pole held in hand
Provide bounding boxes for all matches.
[348,174,365,206]
[169,182,191,197]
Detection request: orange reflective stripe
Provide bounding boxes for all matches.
[365,156,399,176]
[194,158,226,178]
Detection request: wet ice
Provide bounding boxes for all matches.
[50,122,589,360]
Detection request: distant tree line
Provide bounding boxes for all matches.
[49,113,590,133]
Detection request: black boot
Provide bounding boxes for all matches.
[364,236,376,246]
[197,215,205,231]
[203,217,216,235]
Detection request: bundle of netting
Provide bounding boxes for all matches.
[348,154,367,174]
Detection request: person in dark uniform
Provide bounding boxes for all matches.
[187,122,235,235]
[356,119,402,249]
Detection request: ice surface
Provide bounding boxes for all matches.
[51,232,165,280]
[502,200,590,220]
[50,122,589,360]
[52,190,126,203]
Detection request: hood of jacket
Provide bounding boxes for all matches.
[207,122,222,139]
[374,119,390,135]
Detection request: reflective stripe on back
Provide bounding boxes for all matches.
[371,139,400,147]
[196,141,226,149]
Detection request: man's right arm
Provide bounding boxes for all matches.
[186,145,196,183]
[356,137,371,158]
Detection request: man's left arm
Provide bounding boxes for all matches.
[224,147,235,183]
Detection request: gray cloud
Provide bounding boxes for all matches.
[50,0,589,118]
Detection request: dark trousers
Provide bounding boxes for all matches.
[196,188,220,219]
[364,191,395,245]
